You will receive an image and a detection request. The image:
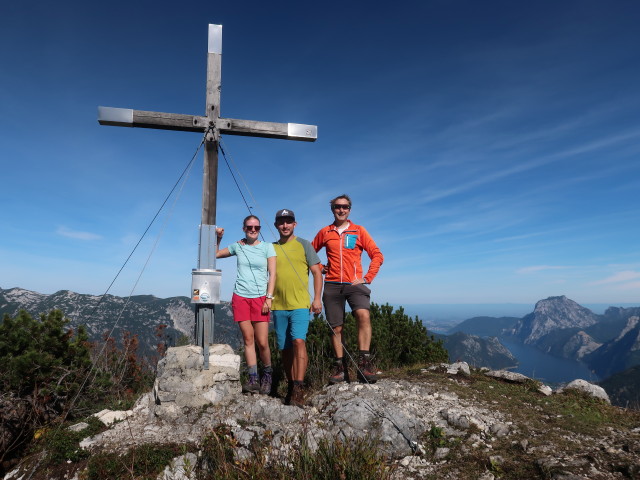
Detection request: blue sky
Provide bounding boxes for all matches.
[1,1,639,307]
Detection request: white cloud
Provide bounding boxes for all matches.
[590,271,640,285]
[516,265,570,274]
[56,226,102,241]
[616,281,640,291]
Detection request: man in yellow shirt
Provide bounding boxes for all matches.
[271,209,323,407]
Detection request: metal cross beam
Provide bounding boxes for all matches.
[98,24,317,369]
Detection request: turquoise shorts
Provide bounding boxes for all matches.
[272,309,310,350]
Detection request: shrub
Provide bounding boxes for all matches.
[0,310,92,409]
[0,309,154,473]
[0,310,97,469]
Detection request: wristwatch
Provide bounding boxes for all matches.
[265,293,274,299]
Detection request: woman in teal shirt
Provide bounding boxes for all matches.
[216,215,276,394]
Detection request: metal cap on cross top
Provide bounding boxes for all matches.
[98,24,317,369]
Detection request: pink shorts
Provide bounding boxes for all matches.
[231,293,270,322]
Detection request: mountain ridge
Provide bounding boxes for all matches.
[0,287,238,357]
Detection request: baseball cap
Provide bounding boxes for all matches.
[275,209,295,221]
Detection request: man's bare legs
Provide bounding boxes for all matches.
[329,309,377,383]
[354,308,371,351]
[282,338,309,382]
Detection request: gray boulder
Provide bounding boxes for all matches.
[153,344,241,416]
[555,379,611,404]
[484,369,533,384]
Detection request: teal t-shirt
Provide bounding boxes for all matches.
[228,241,277,298]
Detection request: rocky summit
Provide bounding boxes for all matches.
[6,347,639,480]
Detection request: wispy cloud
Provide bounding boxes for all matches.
[516,265,571,274]
[590,270,640,285]
[416,128,640,206]
[56,226,102,241]
[616,281,640,291]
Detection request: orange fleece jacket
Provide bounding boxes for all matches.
[312,221,383,284]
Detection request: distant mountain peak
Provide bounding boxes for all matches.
[511,296,598,344]
[533,295,581,312]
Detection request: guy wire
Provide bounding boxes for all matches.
[59,132,206,427]
[25,131,208,480]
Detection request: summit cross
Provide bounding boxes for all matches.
[98,24,317,368]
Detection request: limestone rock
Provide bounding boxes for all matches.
[94,409,133,426]
[68,422,89,432]
[538,384,553,396]
[157,452,197,480]
[434,447,450,459]
[478,473,495,480]
[440,407,496,433]
[153,344,241,416]
[447,361,471,376]
[426,361,470,375]
[484,369,533,384]
[555,379,611,404]
[490,423,510,437]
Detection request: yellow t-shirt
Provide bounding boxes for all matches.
[272,237,321,310]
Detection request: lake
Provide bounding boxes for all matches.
[501,339,600,386]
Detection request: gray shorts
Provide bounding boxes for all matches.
[322,282,371,328]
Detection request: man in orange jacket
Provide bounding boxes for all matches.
[312,194,384,383]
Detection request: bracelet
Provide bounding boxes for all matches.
[265,293,274,299]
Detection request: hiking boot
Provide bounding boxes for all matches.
[259,371,272,395]
[328,361,345,384]
[242,373,260,394]
[289,383,305,408]
[357,355,378,383]
[284,381,294,405]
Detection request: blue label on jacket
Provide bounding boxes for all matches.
[344,234,357,249]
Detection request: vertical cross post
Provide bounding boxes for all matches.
[98,23,317,370]
[196,25,223,368]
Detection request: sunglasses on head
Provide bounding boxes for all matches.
[332,204,351,210]
[244,225,261,231]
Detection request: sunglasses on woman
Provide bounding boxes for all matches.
[244,225,261,231]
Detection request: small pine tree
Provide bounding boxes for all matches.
[0,309,154,471]
[0,309,92,417]
[302,303,448,388]
[0,310,96,469]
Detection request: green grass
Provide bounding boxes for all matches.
[196,425,393,480]
[87,444,194,480]
[35,416,106,466]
